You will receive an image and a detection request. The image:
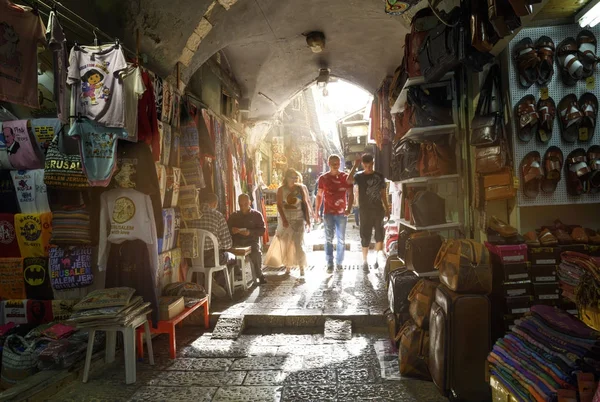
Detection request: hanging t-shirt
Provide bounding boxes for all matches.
[0,258,26,300]
[0,122,14,170]
[23,257,53,300]
[120,65,145,142]
[31,118,62,155]
[318,172,352,215]
[15,212,52,257]
[137,70,159,161]
[0,3,47,108]
[0,214,20,258]
[10,169,50,214]
[68,119,128,187]
[48,245,94,290]
[67,44,128,127]
[2,120,44,170]
[3,299,28,325]
[0,170,19,213]
[46,11,68,124]
[27,300,53,325]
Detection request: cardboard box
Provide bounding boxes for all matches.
[159,296,185,321]
[529,265,558,283]
[490,375,520,402]
[502,281,533,298]
[505,295,532,315]
[560,244,588,254]
[502,262,530,282]
[533,282,560,301]
[528,246,559,265]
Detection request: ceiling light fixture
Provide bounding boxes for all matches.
[576,0,600,27]
[306,31,326,53]
[316,68,330,88]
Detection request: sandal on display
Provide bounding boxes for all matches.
[578,92,598,142]
[537,97,556,143]
[515,94,539,142]
[558,94,583,143]
[488,216,519,238]
[524,231,540,247]
[571,227,589,244]
[513,37,539,88]
[541,146,563,194]
[552,228,573,245]
[577,29,599,78]
[536,36,555,85]
[587,145,600,193]
[557,37,584,85]
[538,229,558,246]
[520,151,543,198]
[584,228,600,245]
[565,148,591,196]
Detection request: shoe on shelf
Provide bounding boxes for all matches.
[326,264,334,273]
[488,216,519,237]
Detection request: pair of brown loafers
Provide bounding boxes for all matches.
[524,227,600,246]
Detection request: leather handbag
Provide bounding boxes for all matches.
[471,64,503,147]
[388,269,420,316]
[397,320,431,380]
[475,144,508,174]
[481,168,516,201]
[407,8,439,78]
[410,191,446,227]
[470,0,496,52]
[407,87,453,127]
[488,0,521,38]
[393,139,421,180]
[397,230,412,260]
[418,7,464,83]
[418,141,454,177]
[405,232,443,273]
[43,135,89,189]
[434,239,492,294]
[408,279,438,328]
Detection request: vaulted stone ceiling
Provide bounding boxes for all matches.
[59,0,410,119]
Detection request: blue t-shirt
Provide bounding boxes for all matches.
[68,119,127,186]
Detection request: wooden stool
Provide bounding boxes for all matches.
[81,314,154,385]
[136,297,209,359]
[230,247,254,291]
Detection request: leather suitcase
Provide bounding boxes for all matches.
[405,233,443,273]
[429,285,491,401]
[388,269,419,317]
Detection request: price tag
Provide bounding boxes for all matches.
[513,176,520,188]
[540,87,549,100]
[538,129,548,142]
[580,127,589,141]
[587,76,595,90]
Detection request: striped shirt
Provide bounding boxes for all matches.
[188,204,232,251]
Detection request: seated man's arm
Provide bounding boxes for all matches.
[248,211,265,237]
[227,214,239,234]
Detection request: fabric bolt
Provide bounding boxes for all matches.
[105,239,159,326]
[489,353,547,402]
[507,333,574,379]
[46,12,68,123]
[67,119,128,186]
[0,258,25,300]
[137,70,160,161]
[324,214,347,265]
[494,347,554,400]
[15,212,52,257]
[2,120,44,170]
[188,204,232,251]
[489,367,530,402]
[528,315,599,349]
[495,342,559,393]
[0,3,46,108]
[354,171,386,211]
[51,206,91,245]
[318,172,352,215]
[98,189,159,294]
[517,318,590,357]
[10,169,50,214]
[48,245,94,290]
[23,257,53,300]
[512,327,577,369]
[2,299,28,325]
[110,141,164,234]
[67,44,128,127]
[0,171,19,213]
[0,214,20,257]
[119,64,145,142]
[31,118,62,155]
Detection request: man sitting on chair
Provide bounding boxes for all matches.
[228,194,267,285]
[190,192,235,298]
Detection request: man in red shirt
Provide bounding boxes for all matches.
[314,155,354,272]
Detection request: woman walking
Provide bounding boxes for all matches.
[264,169,311,275]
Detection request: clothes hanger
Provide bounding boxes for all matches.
[93,29,99,47]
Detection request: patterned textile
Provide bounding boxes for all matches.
[187,204,232,251]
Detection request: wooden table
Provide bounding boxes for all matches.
[136,297,209,359]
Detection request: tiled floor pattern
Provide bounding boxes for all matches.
[47,328,447,401]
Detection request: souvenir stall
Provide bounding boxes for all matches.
[0,0,224,391]
[383,0,600,400]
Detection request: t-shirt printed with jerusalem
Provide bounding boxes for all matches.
[318,172,352,215]
[67,45,128,128]
[354,171,386,211]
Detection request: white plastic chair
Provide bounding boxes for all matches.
[185,229,233,308]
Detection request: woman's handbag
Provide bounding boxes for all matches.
[396,320,431,380]
[434,239,492,294]
[418,141,454,177]
[405,233,443,273]
[481,168,516,201]
[471,65,504,147]
[43,135,89,189]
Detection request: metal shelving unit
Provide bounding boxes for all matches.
[398,219,461,232]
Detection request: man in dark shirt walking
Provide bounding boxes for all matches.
[348,154,390,270]
[228,194,267,285]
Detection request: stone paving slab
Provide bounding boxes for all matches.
[166,358,235,371]
[324,318,352,340]
[130,386,218,401]
[243,370,287,386]
[147,371,246,387]
[281,384,337,401]
[212,386,283,402]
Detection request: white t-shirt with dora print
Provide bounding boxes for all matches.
[67,45,128,128]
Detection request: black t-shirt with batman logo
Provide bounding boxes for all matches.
[23,257,53,300]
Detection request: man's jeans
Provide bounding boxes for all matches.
[324,214,347,265]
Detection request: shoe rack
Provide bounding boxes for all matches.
[507,24,600,207]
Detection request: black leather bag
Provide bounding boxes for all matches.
[410,191,446,227]
[397,229,412,259]
[406,233,443,273]
[471,64,503,147]
[393,139,421,181]
[418,8,464,83]
[388,269,420,317]
[407,87,453,127]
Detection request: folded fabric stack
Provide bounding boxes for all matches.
[67,288,150,328]
[488,305,600,402]
[558,259,585,303]
[560,252,600,307]
[51,206,91,244]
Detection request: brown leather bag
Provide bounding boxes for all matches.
[408,279,438,329]
[418,141,453,177]
[507,0,532,16]
[475,143,508,174]
[434,239,493,295]
[406,9,439,77]
[488,0,521,38]
[481,168,516,201]
[396,320,431,380]
[471,0,495,52]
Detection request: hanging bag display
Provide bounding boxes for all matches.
[410,191,446,227]
[405,232,443,273]
[471,65,504,147]
[434,239,492,294]
[43,134,89,189]
[418,141,454,177]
